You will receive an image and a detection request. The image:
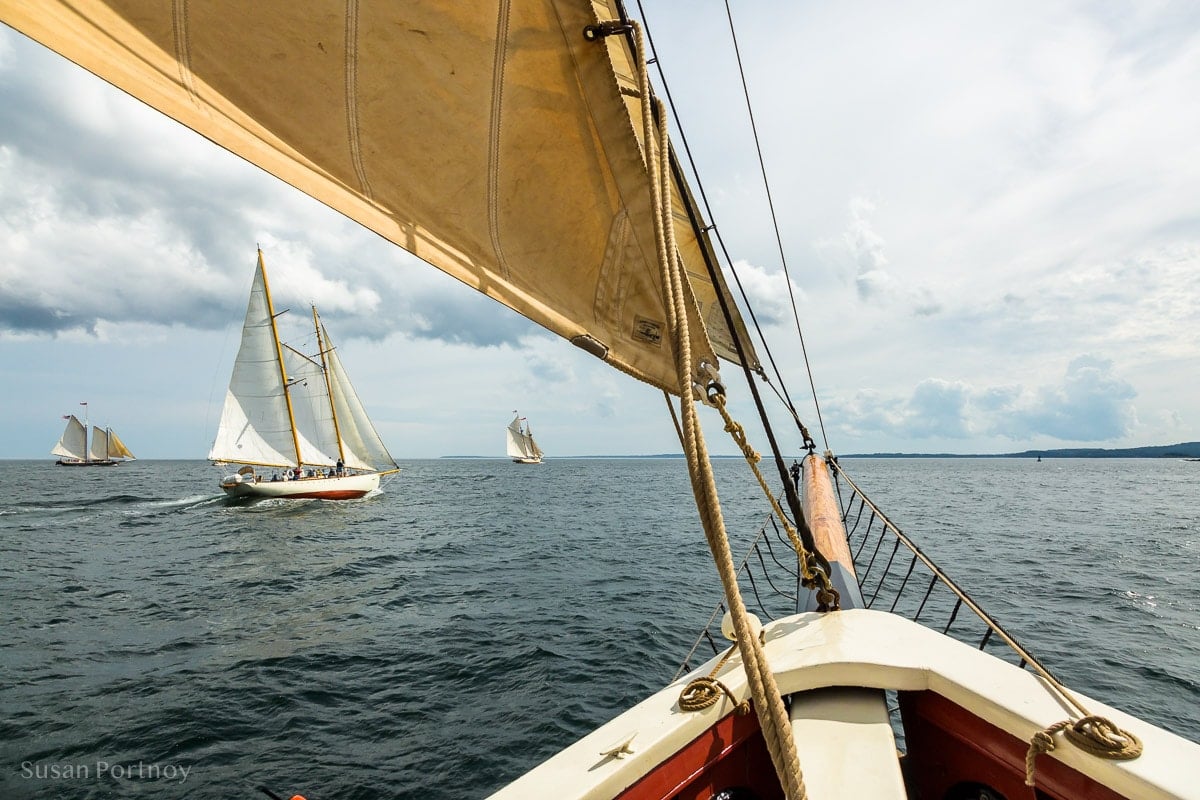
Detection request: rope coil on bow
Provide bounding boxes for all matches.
[678,642,750,715]
[1025,715,1143,786]
[679,674,751,715]
[678,621,764,714]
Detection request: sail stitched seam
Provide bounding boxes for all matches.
[171,0,199,103]
[344,0,373,200]
[487,0,514,282]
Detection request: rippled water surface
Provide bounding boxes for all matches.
[2,457,1197,799]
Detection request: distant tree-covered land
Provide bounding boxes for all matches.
[842,442,1200,459]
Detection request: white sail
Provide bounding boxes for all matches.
[51,415,87,460]
[281,345,340,467]
[208,255,300,467]
[88,426,110,461]
[322,323,397,472]
[506,418,527,460]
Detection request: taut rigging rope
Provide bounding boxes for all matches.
[630,0,828,453]
[718,0,828,451]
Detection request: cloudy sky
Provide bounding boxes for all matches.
[2,3,1198,460]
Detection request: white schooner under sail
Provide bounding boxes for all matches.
[8,2,1197,799]
[52,404,135,466]
[208,250,399,500]
[506,412,543,464]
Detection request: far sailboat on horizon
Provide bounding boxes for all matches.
[506,412,544,464]
[52,403,136,466]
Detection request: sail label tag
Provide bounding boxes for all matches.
[632,316,663,347]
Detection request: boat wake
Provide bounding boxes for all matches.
[140,494,217,509]
[5,494,150,513]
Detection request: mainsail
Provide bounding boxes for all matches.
[208,256,307,468]
[0,0,758,394]
[208,252,398,474]
[88,427,109,461]
[51,415,87,461]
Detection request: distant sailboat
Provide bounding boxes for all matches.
[208,249,400,500]
[52,404,135,466]
[506,412,544,464]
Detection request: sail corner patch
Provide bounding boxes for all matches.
[571,334,609,360]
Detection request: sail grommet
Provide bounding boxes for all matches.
[703,380,726,407]
[583,21,632,41]
[698,361,726,407]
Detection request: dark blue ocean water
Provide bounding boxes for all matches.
[2,457,1197,799]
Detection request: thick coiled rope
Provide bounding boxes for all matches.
[678,646,750,715]
[1025,715,1143,786]
[679,675,751,716]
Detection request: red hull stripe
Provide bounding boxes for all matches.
[900,690,1132,800]
[263,490,367,500]
[616,706,784,800]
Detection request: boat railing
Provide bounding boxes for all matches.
[673,460,1063,692]
[831,459,1062,682]
[671,518,796,682]
[671,516,803,682]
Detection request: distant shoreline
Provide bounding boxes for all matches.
[452,443,1200,459]
[840,442,1200,459]
[438,454,741,459]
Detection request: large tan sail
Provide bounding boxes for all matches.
[0,0,758,393]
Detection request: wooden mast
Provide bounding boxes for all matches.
[258,249,304,468]
[81,401,89,464]
[311,307,348,469]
